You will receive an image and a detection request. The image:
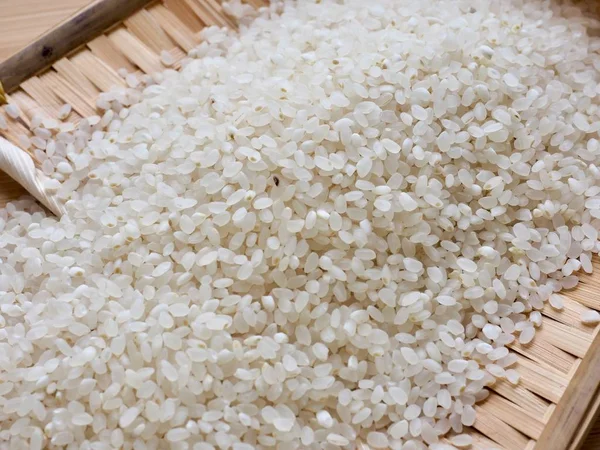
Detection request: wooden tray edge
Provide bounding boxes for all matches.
[0,0,154,93]
[536,326,600,450]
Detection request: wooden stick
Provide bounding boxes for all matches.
[535,326,600,450]
[0,0,155,94]
[569,388,600,450]
[0,81,6,105]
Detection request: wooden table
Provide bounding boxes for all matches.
[0,0,599,448]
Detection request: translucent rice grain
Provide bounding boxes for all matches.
[152,261,172,277]
[404,404,421,420]
[401,347,420,365]
[352,407,371,424]
[504,264,521,281]
[119,407,140,428]
[503,73,519,87]
[317,410,333,428]
[549,294,564,310]
[457,258,477,272]
[161,50,176,67]
[573,112,590,132]
[327,434,349,446]
[448,359,468,373]
[451,434,473,447]
[411,105,428,121]
[5,103,20,119]
[581,310,600,325]
[71,413,94,426]
[389,387,408,406]
[367,432,389,449]
[505,369,521,385]
[390,420,409,439]
[519,327,536,344]
[58,104,72,120]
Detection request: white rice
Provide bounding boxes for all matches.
[1,0,600,448]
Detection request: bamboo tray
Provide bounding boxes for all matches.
[0,1,600,449]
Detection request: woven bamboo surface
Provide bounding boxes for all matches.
[0,1,600,449]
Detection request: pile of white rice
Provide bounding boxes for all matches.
[2,0,600,448]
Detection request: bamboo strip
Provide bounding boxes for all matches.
[53,58,101,100]
[509,331,576,374]
[515,358,568,403]
[148,4,200,51]
[518,355,571,386]
[0,96,35,142]
[542,294,597,334]
[163,0,206,31]
[125,8,175,53]
[490,379,550,419]
[43,71,97,118]
[162,48,187,69]
[540,318,592,358]
[108,27,163,74]
[469,430,504,450]
[69,51,127,92]
[567,283,600,310]
[480,393,546,439]
[19,77,63,118]
[9,91,45,126]
[87,35,137,71]
[184,0,234,28]
[473,406,531,450]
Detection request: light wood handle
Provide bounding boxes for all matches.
[0,0,154,93]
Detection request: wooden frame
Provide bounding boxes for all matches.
[0,1,599,448]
